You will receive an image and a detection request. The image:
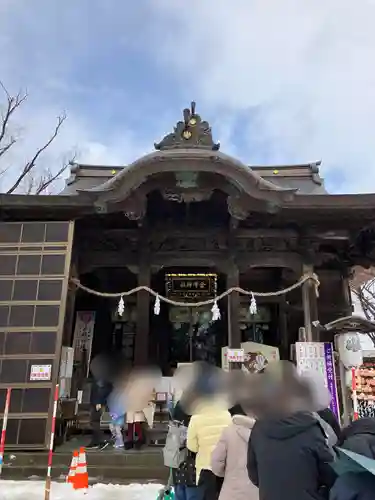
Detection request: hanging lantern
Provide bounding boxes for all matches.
[336,333,363,369]
[117,296,125,317]
[211,300,221,321]
[154,294,161,315]
[249,293,257,315]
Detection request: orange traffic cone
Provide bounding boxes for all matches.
[74,447,89,490]
[67,450,79,485]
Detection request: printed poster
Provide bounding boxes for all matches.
[30,364,52,381]
[221,342,280,372]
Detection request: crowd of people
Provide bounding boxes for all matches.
[85,354,375,500]
[87,353,159,451]
[165,361,375,500]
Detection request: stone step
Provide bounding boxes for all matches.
[2,447,169,483]
[3,449,164,468]
[1,465,168,483]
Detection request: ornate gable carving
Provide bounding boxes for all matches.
[154,102,220,151]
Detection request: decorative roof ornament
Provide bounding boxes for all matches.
[154,101,220,151]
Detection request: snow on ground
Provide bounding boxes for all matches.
[0,481,164,500]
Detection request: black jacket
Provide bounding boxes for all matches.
[247,412,335,500]
[317,408,342,442]
[339,418,375,460]
[330,472,375,500]
[90,380,112,406]
[171,401,196,487]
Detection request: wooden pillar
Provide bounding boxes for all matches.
[301,263,319,342]
[134,260,151,365]
[341,269,353,317]
[279,296,289,360]
[226,263,241,349]
[134,226,151,366]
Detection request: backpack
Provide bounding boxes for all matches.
[163,420,188,469]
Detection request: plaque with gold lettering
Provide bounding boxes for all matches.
[165,273,217,301]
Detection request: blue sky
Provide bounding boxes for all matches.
[1,0,375,193]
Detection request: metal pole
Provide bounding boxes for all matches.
[227,295,233,371]
[227,294,232,348]
[339,361,350,426]
[189,307,193,362]
[44,384,59,500]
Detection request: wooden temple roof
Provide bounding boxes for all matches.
[1,101,375,221]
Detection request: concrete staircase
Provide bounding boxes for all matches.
[2,448,168,484]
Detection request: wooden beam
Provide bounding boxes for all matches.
[79,249,305,275]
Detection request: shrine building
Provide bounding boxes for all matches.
[1,102,375,449]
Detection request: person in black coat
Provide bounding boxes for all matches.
[329,418,375,500]
[330,472,375,500]
[87,354,113,450]
[87,378,112,449]
[247,412,335,500]
[339,417,375,458]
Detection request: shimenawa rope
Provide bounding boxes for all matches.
[70,271,319,308]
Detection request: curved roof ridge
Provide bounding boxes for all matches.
[251,160,322,171]
[78,149,297,196]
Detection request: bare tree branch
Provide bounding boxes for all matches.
[0,81,27,159]
[0,82,71,195]
[34,153,76,195]
[6,113,67,194]
[351,280,375,347]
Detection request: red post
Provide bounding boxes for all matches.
[0,388,11,475]
[44,385,59,500]
[351,367,359,420]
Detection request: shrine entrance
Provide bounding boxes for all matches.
[149,268,226,370]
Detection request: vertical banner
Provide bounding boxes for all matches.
[73,311,96,376]
[295,342,340,420]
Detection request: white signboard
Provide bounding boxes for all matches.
[221,342,280,372]
[295,342,340,421]
[226,348,245,363]
[30,364,52,381]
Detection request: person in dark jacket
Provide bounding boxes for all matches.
[339,417,375,458]
[247,412,335,500]
[329,418,375,500]
[172,401,201,500]
[330,472,375,500]
[87,354,113,450]
[87,378,112,449]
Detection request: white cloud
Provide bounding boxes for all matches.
[144,0,375,193]
[2,0,375,194]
